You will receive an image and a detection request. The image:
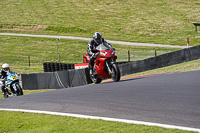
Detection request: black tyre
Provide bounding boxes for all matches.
[67,64,71,69]
[16,84,23,96]
[3,91,8,98]
[89,67,102,84]
[55,63,59,71]
[64,64,68,70]
[50,63,55,72]
[59,63,63,71]
[46,63,51,72]
[43,63,48,72]
[111,64,121,82]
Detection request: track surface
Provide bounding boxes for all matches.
[0,70,200,129]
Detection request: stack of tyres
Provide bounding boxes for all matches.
[55,63,59,71]
[63,64,68,70]
[71,64,74,69]
[43,63,48,72]
[43,62,75,72]
[59,63,63,71]
[47,63,51,72]
[50,63,55,72]
[67,64,71,69]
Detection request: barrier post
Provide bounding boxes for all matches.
[128,50,130,62]
[56,38,60,62]
[58,54,60,63]
[28,55,30,66]
[187,38,189,48]
[155,50,157,57]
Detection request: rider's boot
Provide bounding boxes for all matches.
[89,57,97,75]
[1,87,7,98]
[89,58,94,75]
[93,67,97,75]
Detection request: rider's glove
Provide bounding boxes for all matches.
[92,53,96,59]
[93,52,100,59]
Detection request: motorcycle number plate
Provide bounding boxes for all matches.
[12,76,17,80]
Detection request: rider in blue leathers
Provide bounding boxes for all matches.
[0,63,14,97]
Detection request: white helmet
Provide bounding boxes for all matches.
[2,63,10,71]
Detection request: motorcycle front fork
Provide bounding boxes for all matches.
[6,84,17,94]
[106,61,112,75]
[12,84,17,92]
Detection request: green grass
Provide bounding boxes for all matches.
[0,35,178,73]
[0,0,200,46]
[0,111,196,133]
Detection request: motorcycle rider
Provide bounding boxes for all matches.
[87,32,112,74]
[0,63,14,97]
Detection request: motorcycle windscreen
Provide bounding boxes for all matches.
[96,43,111,51]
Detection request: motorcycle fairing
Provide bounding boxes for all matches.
[95,58,111,79]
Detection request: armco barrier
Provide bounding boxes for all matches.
[118,45,200,76]
[22,69,90,90]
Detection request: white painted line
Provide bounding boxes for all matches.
[0,108,199,132]
[0,33,188,48]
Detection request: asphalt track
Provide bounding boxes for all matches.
[0,70,200,130]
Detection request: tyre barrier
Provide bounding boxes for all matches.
[43,62,126,72]
[43,63,75,72]
[43,63,48,72]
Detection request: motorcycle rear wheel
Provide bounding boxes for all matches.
[89,69,102,84]
[111,64,121,82]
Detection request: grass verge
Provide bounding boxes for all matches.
[0,111,196,133]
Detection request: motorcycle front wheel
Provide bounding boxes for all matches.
[111,64,121,82]
[16,83,23,96]
[3,91,9,98]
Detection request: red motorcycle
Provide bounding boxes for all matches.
[85,43,120,83]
